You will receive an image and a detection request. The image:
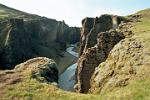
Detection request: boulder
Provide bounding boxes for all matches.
[15,57,58,83]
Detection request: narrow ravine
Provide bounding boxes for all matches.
[58,44,78,91]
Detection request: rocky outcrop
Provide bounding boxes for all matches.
[75,30,124,93]
[15,57,58,83]
[89,11,150,94]
[0,57,58,90]
[90,37,144,93]
[79,15,127,56]
[0,5,80,69]
[75,15,127,93]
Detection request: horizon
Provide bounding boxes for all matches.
[0,0,150,27]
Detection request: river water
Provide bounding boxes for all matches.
[58,44,78,91]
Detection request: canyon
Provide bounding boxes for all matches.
[0,3,150,100]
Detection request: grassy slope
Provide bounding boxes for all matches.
[0,69,102,100]
[2,78,103,100]
[0,3,49,20]
[1,7,150,100]
[92,8,150,100]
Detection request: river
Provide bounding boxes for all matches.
[58,44,78,91]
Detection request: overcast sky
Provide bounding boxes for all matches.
[0,0,149,26]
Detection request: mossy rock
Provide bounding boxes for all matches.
[15,57,58,83]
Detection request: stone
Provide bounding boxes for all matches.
[75,14,127,93]
[15,57,58,83]
[79,15,127,56]
[75,30,124,93]
[90,37,144,93]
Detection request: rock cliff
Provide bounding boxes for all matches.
[75,30,125,93]
[0,4,80,69]
[75,14,127,93]
[75,9,150,96]
[79,15,126,56]
[90,10,150,95]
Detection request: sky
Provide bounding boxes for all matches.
[0,0,150,27]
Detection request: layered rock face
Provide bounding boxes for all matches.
[64,27,80,44]
[79,15,126,56]
[0,19,33,69]
[75,30,124,93]
[75,15,127,93]
[0,18,80,69]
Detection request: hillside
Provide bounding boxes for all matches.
[0,3,43,20]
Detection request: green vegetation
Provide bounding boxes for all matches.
[99,65,150,100]
[2,78,102,100]
[3,69,150,100]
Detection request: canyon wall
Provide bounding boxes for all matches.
[75,15,127,93]
[0,18,80,69]
[79,15,126,56]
